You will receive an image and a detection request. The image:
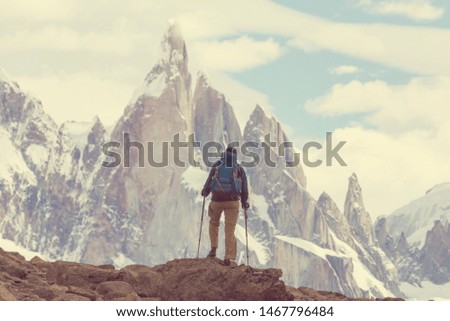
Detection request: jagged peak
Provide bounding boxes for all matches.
[196,70,211,88]
[159,22,187,66]
[129,23,190,104]
[89,116,106,137]
[194,70,227,102]
[90,115,104,128]
[251,104,273,120]
[318,192,332,203]
[347,173,362,196]
[245,104,275,133]
[318,192,338,210]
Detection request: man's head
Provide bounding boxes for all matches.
[226,145,237,155]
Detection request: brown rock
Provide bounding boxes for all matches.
[121,265,162,298]
[30,256,52,270]
[46,261,119,287]
[0,282,16,300]
[67,286,98,301]
[0,247,403,301]
[155,258,293,301]
[32,287,57,300]
[0,263,28,279]
[56,293,91,301]
[96,281,139,300]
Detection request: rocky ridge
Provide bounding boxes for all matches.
[0,247,402,301]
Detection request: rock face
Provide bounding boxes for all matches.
[0,247,316,301]
[421,221,450,284]
[193,72,242,147]
[344,174,375,245]
[63,23,205,266]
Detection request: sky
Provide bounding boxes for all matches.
[1,0,450,219]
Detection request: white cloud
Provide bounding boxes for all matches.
[0,0,79,22]
[358,0,445,21]
[303,124,450,218]
[190,36,283,72]
[16,71,135,126]
[330,65,361,75]
[303,75,450,216]
[0,26,139,55]
[305,80,385,116]
[305,77,450,132]
[175,1,450,76]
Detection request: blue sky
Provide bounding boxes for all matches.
[1,0,450,217]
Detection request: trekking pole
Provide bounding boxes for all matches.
[196,196,206,258]
[244,208,249,266]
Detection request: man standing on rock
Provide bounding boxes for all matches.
[201,145,249,266]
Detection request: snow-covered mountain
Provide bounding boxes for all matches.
[0,25,412,298]
[376,183,450,299]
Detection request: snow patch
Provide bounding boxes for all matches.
[25,144,49,168]
[112,252,136,269]
[181,166,208,193]
[235,223,270,265]
[252,194,275,229]
[276,233,393,297]
[130,72,167,104]
[0,237,48,261]
[146,72,167,97]
[63,120,94,149]
[0,129,36,186]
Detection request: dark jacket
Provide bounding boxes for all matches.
[202,151,249,204]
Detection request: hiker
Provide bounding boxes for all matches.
[201,145,249,266]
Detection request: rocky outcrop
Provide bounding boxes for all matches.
[0,247,402,301]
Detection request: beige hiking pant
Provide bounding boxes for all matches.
[208,200,239,260]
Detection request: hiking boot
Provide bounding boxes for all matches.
[223,259,230,266]
[207,248,216,258]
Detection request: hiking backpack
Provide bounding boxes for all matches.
[209,159,242,198]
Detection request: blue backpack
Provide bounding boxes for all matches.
[210,158,242,197]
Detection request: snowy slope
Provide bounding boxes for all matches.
[400,281,450,301]
[276,233,392,297]
[385,183,450,246]
[0,237,47,261]
[0,129,37,187]
[63,119,97,148]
